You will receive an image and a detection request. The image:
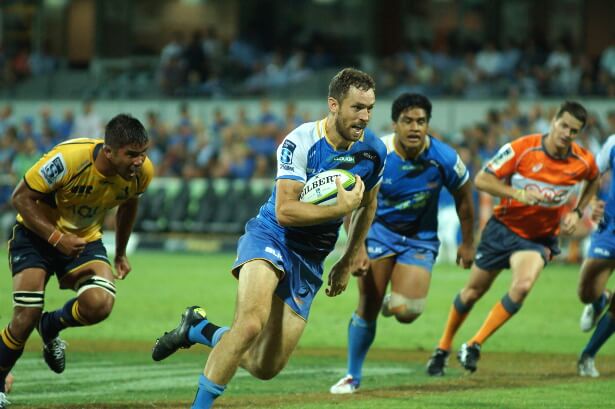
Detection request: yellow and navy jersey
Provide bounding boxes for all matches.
[17,138,154,242]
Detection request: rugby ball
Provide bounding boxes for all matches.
[299,169,356,206]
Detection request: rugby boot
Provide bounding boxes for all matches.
[457,342,481,373]
[38,312,67,374]
[152,306,207,361]
[0,392,10,408]
[426,348,449,376]
[329,375,360,394]
[578,353,600,378]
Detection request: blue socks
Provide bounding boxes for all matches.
[188,320,229,348]
[191,374,226,409]
[582,313,615,357]
[347,312,377,382]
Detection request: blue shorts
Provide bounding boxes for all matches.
[587,224,615,259]
[232,218,325,321]
[8,223,111,281]
[474,217,560,271]
[366,222,439,273]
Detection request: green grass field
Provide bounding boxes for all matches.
[1,251,614,408]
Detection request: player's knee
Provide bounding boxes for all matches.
[389,294,425,324]
[248,363,284,380]
[511,280,533,300]
[234,316,265,345]
[76,277,116,324]
[462,287,484,305]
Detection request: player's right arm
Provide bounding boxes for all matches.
[475,141,543,205]
[12,181,86,257]
[274,129,364,226]
[275,176,364,227]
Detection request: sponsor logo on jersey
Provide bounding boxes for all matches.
[70,185,93,195]
[39,153,66,186]
[279,164,295,171]
[333,155,355,164]
[280,139,296,164]
[454,155,467,178]
[488,144,514,171]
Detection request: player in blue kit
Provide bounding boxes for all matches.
[330,93,475,394]
[577,133,615,377]
[151,68,387,408]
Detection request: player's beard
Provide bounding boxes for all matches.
[335,115,364,143]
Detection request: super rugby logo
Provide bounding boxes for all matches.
[39,153,66,186]
[280,139,296,165]
[299,175,338,201]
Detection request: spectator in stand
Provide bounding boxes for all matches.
[70,100,103,140]
[11,137,39,178]
[57,110,75,141]
[600,35,615,79]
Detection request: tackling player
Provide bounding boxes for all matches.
[0,114,152,408]
[426,101,600,375]
[330,93,475,393]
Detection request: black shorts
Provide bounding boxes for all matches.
[7,223,111,281]
[474,217,560,271]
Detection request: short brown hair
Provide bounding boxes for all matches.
[328,68,376,103]
[555,101,588,128]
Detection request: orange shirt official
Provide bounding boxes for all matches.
[485,133,598,240]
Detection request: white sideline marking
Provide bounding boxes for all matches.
[13,364,414,401]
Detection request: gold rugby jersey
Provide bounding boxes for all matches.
[17,138,154,242]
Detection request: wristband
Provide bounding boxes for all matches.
[573,207,583,218]
[47,229,64,247]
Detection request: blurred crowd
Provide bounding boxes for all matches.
[1,97,614,189]
[0,98,613,262]
[158,29,334,97]
[0,41,58,88]
[159,30,615,98]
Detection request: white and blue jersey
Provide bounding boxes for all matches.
[588,134,615,259]
[257,119,386,259]
[366,134,469,270]
[232,118,387,319]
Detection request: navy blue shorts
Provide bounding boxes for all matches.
[474,217,560,271]
[7,223,111,281]
[231,218,325,321]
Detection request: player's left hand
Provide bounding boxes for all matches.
[326,258,351,297]
[114,255,132,280]
[351,245,370,276]
[456,242,474,269]
[561,210,580,235]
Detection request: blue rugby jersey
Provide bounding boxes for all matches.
[596,134,615,225]
[375,134,469,240]
[255,118,387,259]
